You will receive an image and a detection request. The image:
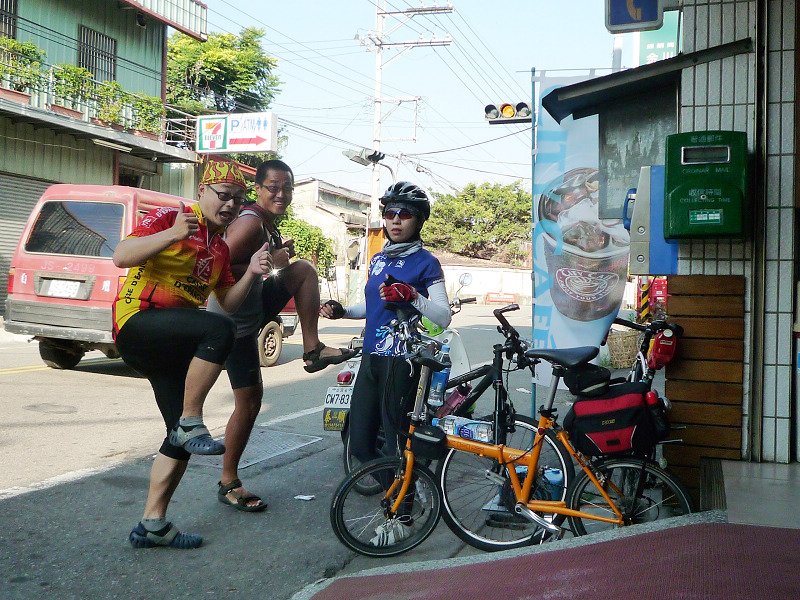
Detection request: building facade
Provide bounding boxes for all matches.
[0,0,206,312]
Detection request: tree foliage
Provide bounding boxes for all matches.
[167,28,279,114]
[425,182,531,265]
[275,206,336,277]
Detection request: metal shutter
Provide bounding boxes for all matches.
[0,174,54,315]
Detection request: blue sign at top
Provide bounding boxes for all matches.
[606,0,663,33]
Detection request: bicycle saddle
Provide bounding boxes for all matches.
[524,346,598,369]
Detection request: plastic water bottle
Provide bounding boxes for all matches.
[427,344,451,408]
[435,415,493,443]
[456,419,493,443]
[435,415,470,436]
[434,383,472,419]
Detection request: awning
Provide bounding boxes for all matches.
[542,38,753,124]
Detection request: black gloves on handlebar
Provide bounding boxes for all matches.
[322,299,346,319]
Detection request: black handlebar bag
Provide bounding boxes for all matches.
[564,382,655,457]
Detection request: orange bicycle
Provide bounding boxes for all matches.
[330,305,692,557]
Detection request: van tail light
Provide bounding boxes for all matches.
[647,329,678,370]
[7,267,14,293]
[336,370,354,385]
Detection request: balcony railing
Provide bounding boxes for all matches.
[0,56,198,149]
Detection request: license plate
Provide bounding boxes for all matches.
[323,386,352,431]
[46,279,81,298]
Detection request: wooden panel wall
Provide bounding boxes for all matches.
[663,275,745,503]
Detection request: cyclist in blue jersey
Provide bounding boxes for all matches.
[320,182,451,546]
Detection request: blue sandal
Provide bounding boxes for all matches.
[129,522,202,549]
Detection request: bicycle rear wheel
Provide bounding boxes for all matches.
[567,457,692,536]
[437,415,574,552]
[330,456,441,557]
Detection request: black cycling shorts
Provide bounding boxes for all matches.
[224,276,292,390]
[116,307,236,461]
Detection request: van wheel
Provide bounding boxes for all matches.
[39,341,83,369]
[258,321,282,367]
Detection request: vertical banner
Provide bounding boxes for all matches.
[531,74,630,381]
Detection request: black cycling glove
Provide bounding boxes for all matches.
[323,299,346,319]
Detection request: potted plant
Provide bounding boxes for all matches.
[131,93,166,139]
[50,63,93,118]
[92,80,126,128]
[0,36,45,103]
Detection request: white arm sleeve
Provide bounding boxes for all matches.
[344,302,367,319]
[411,281,451,328]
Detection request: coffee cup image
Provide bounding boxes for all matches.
[538,168,629,322]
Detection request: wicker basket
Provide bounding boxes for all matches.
[606,329,640,369]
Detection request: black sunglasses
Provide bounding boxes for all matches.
[208,185,246,206]
[383,208,416,221]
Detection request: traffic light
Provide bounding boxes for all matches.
[484,102,532,124]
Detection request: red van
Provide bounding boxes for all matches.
[5,184,297,369]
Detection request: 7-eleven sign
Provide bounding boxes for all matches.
[197,117,228,152]
[195,112,278,154]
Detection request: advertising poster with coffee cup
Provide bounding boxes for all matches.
[532,75,630,384]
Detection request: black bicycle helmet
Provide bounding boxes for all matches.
[379,181,430,220]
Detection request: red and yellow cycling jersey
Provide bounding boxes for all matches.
[113,203,236,336]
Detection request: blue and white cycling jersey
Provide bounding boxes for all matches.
[362,248,445,356]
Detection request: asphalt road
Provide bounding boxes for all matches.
[0,304,543,600]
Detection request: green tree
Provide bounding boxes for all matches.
[275,207,336,277]
[166,28,282,167]
[425,182,531,265]
[167,27,279,114]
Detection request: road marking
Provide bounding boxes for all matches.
[0,357,117,375]
[0,365,49,375]
[0,405,327,500]
[0,462,122,500]
[258,405,323,427]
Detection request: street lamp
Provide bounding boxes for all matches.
[343,148,395,223]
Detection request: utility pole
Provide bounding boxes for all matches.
[362,1,452,224]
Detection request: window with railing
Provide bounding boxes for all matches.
[0,0,17,38]
[78,26,116,83]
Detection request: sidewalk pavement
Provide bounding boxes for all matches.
[292,511,800,600]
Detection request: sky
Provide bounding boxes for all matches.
[199,1,632,198]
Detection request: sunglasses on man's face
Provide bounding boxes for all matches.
[383,208,416,221]
[208,185,246,207]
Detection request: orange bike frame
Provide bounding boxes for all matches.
[386,418,626,526]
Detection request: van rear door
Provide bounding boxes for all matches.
[6,197,126,347]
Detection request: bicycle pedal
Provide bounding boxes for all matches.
[514,503,560,534]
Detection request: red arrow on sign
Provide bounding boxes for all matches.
[230,136,267,146]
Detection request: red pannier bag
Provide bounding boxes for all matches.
[563,382,655,457]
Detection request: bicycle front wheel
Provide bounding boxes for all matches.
[437,415,574,552]
[330,456,441,558]
[567,457,692,536]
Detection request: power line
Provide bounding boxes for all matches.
[406,126,532,156]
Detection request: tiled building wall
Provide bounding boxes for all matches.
[679,0,796,462]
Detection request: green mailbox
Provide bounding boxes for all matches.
[664,130,748,238]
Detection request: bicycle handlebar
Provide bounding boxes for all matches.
[613,317,684,338]
[493,303,519,334]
